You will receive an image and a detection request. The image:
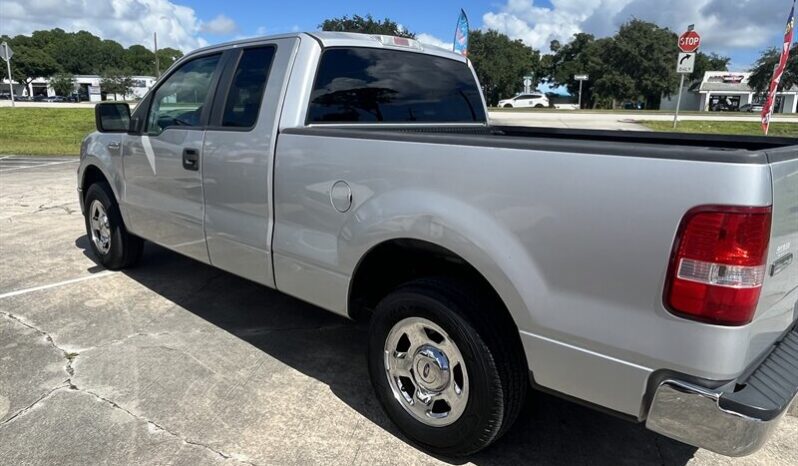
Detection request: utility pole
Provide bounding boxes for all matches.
[578,79,584,109]
[154,32,160,78]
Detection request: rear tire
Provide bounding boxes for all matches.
[83,182,143,270]
[503,104,513,108]
[367,277,527,457]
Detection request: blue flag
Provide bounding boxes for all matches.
[453,9,469,56]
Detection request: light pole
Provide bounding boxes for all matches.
[154,32,160,78]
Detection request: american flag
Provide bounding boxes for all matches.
[761,0,796,135]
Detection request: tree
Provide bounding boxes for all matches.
[49,72,75,96]
[156,48,183,73]
[125,44,156,75]
[319,14,414,38]
[468,30,540,105]
[541,33,608,108]
[748,45,798,95]
[603,20,680,108]
[689,52,730,89]
[7,45,61,92]
[101,69,134,100]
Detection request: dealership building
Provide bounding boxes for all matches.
[1,75,156,101]
[661,71,798,113]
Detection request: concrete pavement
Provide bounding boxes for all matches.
[0,157,796,465]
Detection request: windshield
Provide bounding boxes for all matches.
[307,47,486,124]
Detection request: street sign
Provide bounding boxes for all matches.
[677,53,696,73]
[678,30,701,53]
[0,42,13,62]
[574,74,589,81]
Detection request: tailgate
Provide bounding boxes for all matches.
[753,149,798,351]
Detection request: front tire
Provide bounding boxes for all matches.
[83,182,143,270]
[367,277,527,457]
[503,104,513,108]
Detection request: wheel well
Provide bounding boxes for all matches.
[348,239,522,343]
[81,165,109,199]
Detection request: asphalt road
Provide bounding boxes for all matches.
[1,157,796,466]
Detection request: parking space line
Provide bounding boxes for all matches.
[0,271,116,300]
[0,160,78,173]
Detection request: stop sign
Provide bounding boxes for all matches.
[678,30,701,53]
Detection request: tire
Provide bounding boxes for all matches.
[534,104,545,108]
[367,277,527,457]
[83,182,143,270]
[503,104,512,108]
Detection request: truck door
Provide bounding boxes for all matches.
[121,53,224,262]
[200,38,298,286]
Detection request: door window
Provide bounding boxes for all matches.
[147,54,221,134]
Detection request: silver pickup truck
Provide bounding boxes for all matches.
[79,32,798,457]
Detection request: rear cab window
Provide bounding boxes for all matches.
[307,48,486,124]
[221,46,276,128]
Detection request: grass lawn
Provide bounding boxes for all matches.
[642,120,798,137]
[0,108,95,155]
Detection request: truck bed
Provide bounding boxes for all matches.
[284,126,798,164]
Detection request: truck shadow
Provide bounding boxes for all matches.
[78,237,697,465]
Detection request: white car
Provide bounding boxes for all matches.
[498,93,549,108]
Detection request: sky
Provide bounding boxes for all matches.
[1,0,796,70]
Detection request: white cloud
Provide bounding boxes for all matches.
[417,33,452,50]
[0,0,209,51]
[200,14,237,35]
[483,0,791,54]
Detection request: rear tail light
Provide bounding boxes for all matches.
[665,205,772,326]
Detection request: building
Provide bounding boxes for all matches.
[661,71,798,113]
[1,74,156,101]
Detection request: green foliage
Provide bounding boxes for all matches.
[541,33,608,108]
[748,44,798,95]
[689,52,730,89]
[100,69,134,100]
[3,29,183,77]
[543,20,694,109]
[156,48,183,73]
[469,30,540,106]
[49,72,76,96]
[319,15,415,38]
[6,45,60,87]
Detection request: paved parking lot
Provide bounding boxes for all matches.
[1,157,796,465]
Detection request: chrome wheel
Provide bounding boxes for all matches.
[384,317,469,427]
[89,200,111,255]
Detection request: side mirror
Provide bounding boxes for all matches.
[95,102,131,133]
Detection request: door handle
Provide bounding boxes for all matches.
[182,148,199,171]
[107,142,120,151]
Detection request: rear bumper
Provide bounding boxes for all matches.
[646,326,798,456]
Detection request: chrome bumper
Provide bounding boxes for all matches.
[646,326,798,456]
[646,379,793,456]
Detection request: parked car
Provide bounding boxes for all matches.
[32,94,48,102]
[711,101,737,112]
[16,95,31,101]
[740,103,764,113]
[44,95,67,103]
[80,32,798,458]
[622,101,645,110]
[0,92,11,100]
[497,93,550,108]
